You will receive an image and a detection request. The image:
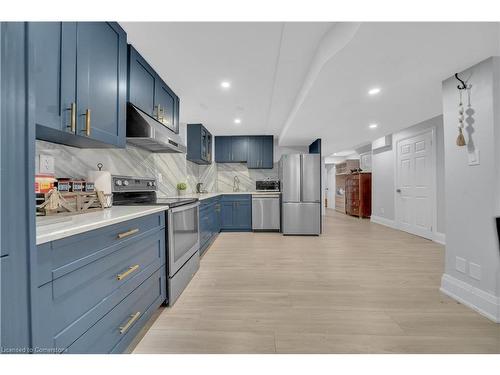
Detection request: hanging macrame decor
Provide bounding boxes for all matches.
[455,73,470,147]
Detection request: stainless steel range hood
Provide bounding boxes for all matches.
[126,103,186,153]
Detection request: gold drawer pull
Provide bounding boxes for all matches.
[119,312,141,334]
[116,264,140,281]
[117,228,139,239]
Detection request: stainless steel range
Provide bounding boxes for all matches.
[112,175,200,305]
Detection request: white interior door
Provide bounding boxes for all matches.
[396,131,434,239]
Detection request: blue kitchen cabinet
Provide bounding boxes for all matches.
[33,22,127,148]
[32,212,167,354]
[30,22,77,138]
[76,22,127,148]
[155,77,179,134]
[199,196,221,255]
[127,45,156,117]
[215,136,248,163]
[220,195,252,231]
[215,136,233,162]
[187,123,212,164]
[127,45,180,134]
[247,135,274,169]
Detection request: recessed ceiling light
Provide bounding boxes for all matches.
[220,81,231,89]
[368,87,381,95]
[369,123,378,129]
[234,118,241,124]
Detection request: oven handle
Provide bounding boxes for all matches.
[168,201,200,213]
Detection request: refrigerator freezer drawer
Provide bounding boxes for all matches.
[282,203,320,235]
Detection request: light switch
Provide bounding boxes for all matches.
[39,154,55,174]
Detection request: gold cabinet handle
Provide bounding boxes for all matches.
[116,264,140,281]
[67,102,76,132]
[117,228,139,239]
[82,108,91,136]
[119,312,141,334]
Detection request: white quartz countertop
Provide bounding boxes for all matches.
[171,191,281,200]
[36,205,168,245]
[36,191,281,245]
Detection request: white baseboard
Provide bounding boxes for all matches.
[440,273,500,323]
[370,215,397,229]
[433,232,446,245]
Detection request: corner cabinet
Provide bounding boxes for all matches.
[32,22,127,148]
[215,135,273,168]
[127,45,180,134]
[187,123,212,164]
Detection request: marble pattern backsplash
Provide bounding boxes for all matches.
[36,140,280,196]
[216,163,279,192]
[35,140,200,197]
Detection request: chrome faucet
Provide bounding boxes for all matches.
[233,176,240,192]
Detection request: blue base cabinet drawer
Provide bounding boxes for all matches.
[32,229,165,351]
[65,265,166,354]
[36,213,165,287]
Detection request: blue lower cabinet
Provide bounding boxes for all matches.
[220,195,252,231]
[199,197,221,256]
[32,212,167,354]
[65,266,166,354]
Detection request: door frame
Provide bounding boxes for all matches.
[393,126,437,240]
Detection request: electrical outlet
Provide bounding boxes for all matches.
[157,173,163,183]
[469,262,481,280]
[39,154,55,174]
[455,256,467,274]
[380,207,385,215]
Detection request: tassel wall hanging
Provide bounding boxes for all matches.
[455,73,470,147]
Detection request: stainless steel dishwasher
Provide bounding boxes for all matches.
[252,193,281,231]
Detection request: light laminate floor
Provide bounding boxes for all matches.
[132,209,500,353]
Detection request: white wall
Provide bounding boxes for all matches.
[440,57,500,322]
[371,115,446,235]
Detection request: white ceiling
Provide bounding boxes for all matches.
[121,22,500,156]
[121,22,331,136]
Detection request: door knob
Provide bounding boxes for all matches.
[396,188,401,193]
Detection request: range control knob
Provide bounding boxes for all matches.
[115,180,122,186]
[123,180,129,186]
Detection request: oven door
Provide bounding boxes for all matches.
[168,202,200,277]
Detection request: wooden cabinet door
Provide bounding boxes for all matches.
[261,135,274,169]
[247,136,262,169]
[128,45,156,117]
[154,78,177,133]
[215,136,232,162]
[76,22,127,147]
[231,136,248,162]
[220,201,235,229]
[31,22,77,136]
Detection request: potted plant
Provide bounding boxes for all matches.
[176,182,187,196]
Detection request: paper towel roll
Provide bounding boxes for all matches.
[87,170,112,194]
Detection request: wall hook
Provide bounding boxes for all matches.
[455,73,470,90]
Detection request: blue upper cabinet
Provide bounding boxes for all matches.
[30,22,77,139]
[76,22,127,148]
[155,78,179,134]
[215,136,248,163]
[127,45,180,134]
[247,135,273,169]
[127,45,156,117]
[216,135,273,168]
[32,22,127,148]
[187,123,212,164]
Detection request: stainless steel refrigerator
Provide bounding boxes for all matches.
[279,153,321,235]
